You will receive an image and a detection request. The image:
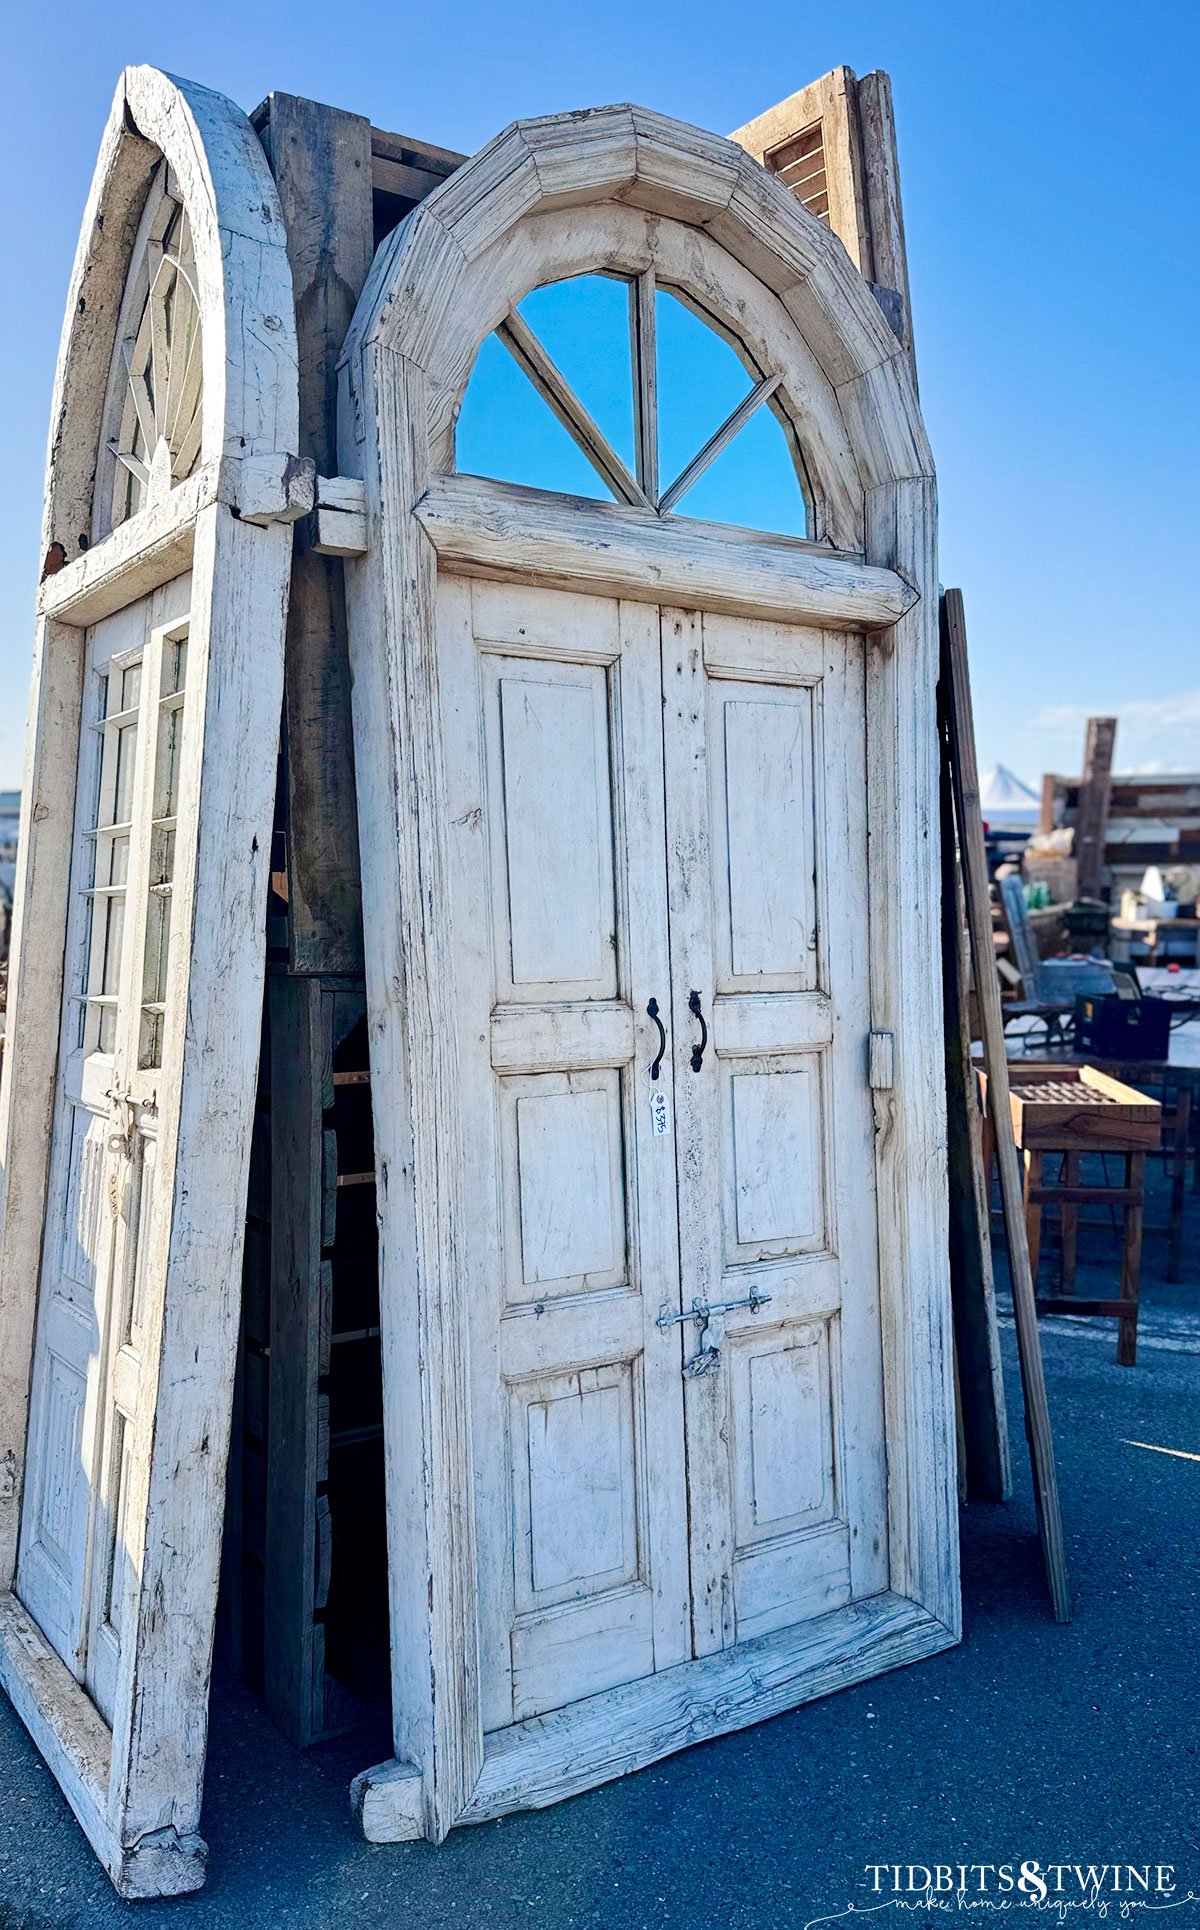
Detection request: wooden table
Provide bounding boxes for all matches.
[979,1063,1161,1365]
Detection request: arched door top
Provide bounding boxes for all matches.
[340,104,931,553]
[44,64,300,559]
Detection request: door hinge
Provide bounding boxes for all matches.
[868,1029,895,1090]
[310,476,368,557]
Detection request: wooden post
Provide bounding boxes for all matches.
[942,589,1070,1623]
[1060,1153,1080,1291]
[938,665,1010,1501]
[1075,715,1117,902]
[256,92,374,974]
[251,93,376,1746]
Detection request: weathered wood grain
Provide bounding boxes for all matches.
[416,476,914,630]
[938,672,1010,1503]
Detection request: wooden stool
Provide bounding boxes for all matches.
[980,1064,1161,1365]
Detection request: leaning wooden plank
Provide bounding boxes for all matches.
[855,72,916,368]
[941,588,1070,1621]
[938,666,1010,1501]
[263,977,325,1746]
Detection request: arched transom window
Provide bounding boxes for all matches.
[101,164,203,532]
[456,269,811,538]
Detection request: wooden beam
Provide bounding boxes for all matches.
[257,92,375,975]
[415,475,916,631]
[856,71,916,369]
[264,976,325,1745]
[941,588,1070,1622]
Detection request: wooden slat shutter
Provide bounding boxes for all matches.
[730,66,917,367]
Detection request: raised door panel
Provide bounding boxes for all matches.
[727,1058,826,1256]
[503,1073,626,1302]
[497,675,615,994]
[717,689,817,991]
[438,576,690,1739]
[661,607,886,1659]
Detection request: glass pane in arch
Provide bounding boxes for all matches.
[654,289,753,498]
[455,330,616,501]
[515,274,636,475]
[670,396,808,537]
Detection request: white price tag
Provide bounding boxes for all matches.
[649,1088,669,1137]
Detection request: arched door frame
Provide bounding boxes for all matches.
[338,105,956,1844]
[0,65,307,1897]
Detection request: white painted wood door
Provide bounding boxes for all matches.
[660,607,886,1655]
[17,574,192,1723]
[439,577,692,1731]
[437,573,885,1742]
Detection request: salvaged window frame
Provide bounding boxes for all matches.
[336,105,955,1843]
[0,65,306,1898]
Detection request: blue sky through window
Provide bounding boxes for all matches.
[516,275,636,472]
[654,289,752,492]
[672,397,806,535]
[455,272,808,535]
[455,329,612,499]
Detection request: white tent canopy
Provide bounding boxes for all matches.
[979,763,1040,827]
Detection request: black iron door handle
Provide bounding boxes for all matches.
[647,998,667,1080]
[688,991,708,1072]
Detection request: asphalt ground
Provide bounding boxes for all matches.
[1,1160,1196,1930]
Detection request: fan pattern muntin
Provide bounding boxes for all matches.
[107,172,203,530]
[457,268,811,536]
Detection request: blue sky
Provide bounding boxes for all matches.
[1,0,1196,789]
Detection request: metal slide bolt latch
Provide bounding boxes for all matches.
[105,1087,138,1159]
[657,1290,773,1378]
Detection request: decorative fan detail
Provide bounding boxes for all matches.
[456,269,811,539]
[108,187,203,529]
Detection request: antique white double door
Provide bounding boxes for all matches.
[439,571,887,1736]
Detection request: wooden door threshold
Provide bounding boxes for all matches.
[352,1589,954,1842]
